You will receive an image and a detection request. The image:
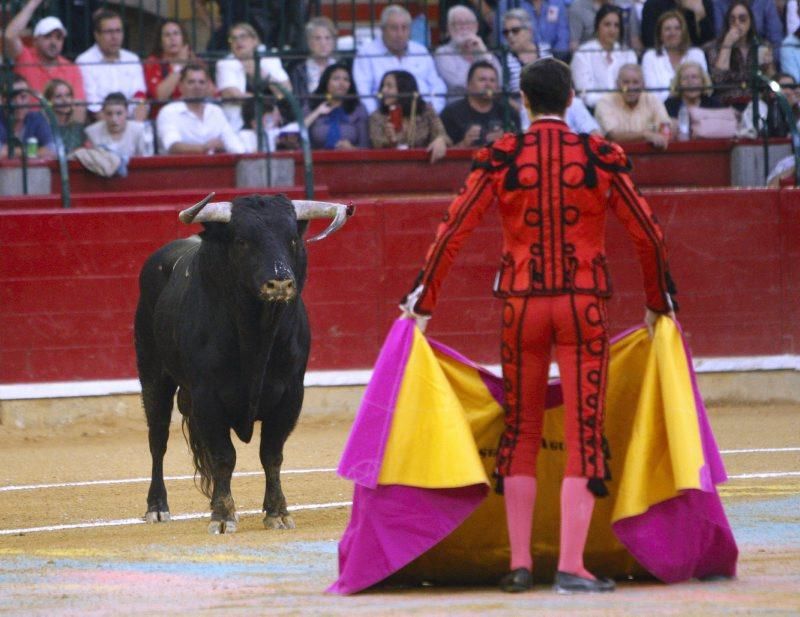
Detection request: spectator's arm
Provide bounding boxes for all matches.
[2,0,42,59]
[556,0,571,52]
[218,110,246,153]
[354,106,369,148]
[780,40,800,82]
[422,55,448,114]
[764,0,785,47]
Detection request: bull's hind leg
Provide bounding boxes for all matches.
[260,382,303,530]
[142,376,177,523]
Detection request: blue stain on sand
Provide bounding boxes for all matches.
[725,494,800,547]
[0,541,338,582]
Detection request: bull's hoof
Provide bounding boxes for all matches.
[144,510,171,523]
[208,518,238,534]
[263,514,295,530]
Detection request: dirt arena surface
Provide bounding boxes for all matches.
[0,403,798,616]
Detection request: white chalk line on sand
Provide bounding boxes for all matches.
[2,448,798,494]
[0,467,337,493]
[0,501,353,537]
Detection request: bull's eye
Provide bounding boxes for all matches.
[290,239,298,251]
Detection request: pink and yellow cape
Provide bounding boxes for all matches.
[328,318,737,594]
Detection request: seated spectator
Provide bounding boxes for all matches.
[216,22,292,131]
[43,78,88,154]
[85,92,148,158]
[303,63,369,150]
[495,0,570,58]
[594,63,671,147]
[640,0,715,49]
[569,0,642,53]
[435,6,502,99]
[1,0,86,122]
[369,70,449,162]
[571,5,638,109]
[440,0,497,46]
[440,60,518,147]
[238,96,288,152]
[144,20,197,119]
[739,72,800,137]
[781,1,800,83]
[289,17,338,107]
[714,0,783,49]
[704,0,775,110]
[0,73,54,158]
[663,61,721,124]
[353,4,448,114]
[642,10,708,101]
[501,8,552,111]
[519,94,603,134]
[76,9,148,121]
[157,64,246,154]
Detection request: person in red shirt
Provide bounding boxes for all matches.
[143,19,197,120]
[1,0,86,122]
[401,57,677,594]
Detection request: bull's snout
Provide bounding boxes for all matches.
[260,278,297,302]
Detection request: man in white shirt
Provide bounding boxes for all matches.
[353,4,447,114]
[76,9,147,121]
[157,64,245,155]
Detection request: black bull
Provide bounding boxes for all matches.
[134,193,351,533]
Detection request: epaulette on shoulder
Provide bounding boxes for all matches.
[580,133,632,187]
[471,132,521,171]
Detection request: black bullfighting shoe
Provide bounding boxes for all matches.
[499,568,533,593]
[553,571,616,594]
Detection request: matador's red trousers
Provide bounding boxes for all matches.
[495,294,609,480]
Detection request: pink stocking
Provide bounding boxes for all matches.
[504,475,537,571]
[557,476,596,579]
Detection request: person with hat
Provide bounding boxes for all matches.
[1,0,86,122]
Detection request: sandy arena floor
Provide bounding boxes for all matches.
[0,403,798,616]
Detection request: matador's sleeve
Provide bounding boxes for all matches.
[403,143,505,315]
[590,138,677,313]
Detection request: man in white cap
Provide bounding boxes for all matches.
[2,0,86,121]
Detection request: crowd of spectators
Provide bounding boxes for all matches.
[2,0,800,168]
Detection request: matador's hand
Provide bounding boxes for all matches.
[399,285,431,333]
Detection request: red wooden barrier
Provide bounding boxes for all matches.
[1,188,798,383]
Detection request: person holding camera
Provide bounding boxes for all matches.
[440,60,518,147]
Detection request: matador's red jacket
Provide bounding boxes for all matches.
[409,118,676,314]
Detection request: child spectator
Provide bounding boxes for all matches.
[303,63,369,150]
[76,9,148,121]
[1,0,86,122]
[369,70,449,162]
[85,92,147,158]
[0,73,54,158]
[642,10,708,101]
[144,20,197,119]
[571,5,638,109]
[216,22,292,131]
[289,17,338,107]
[43,78,88,154]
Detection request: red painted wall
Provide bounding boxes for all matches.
[1,189,798,383]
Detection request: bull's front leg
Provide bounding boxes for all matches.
[194,415,239,535]
[260,427,294,529]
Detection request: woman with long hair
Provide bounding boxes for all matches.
[703,0,775,109]
[43,78,87,154]
[144,19,196,118]
[303,63,368,150]
[570,5,638,108]
[642,10,708,101]
[369,70,448,162]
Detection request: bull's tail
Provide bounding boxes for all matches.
[182,414,214,499]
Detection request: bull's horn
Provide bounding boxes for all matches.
[292,200,354,243]
[178,192,233,224]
